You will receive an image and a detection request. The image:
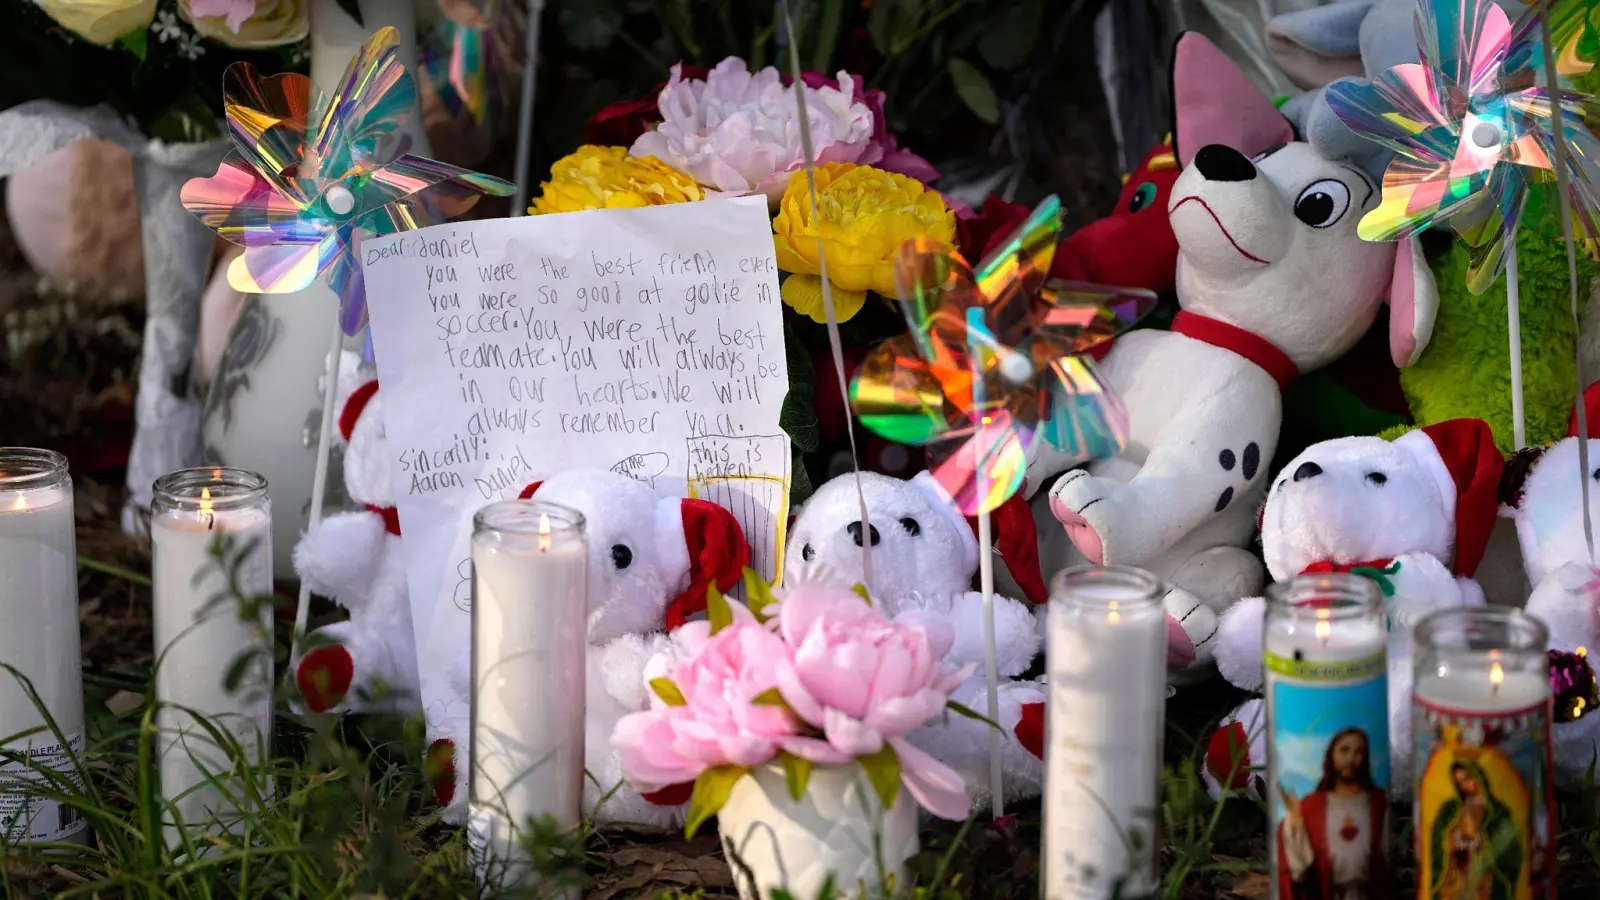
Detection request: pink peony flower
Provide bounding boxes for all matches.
[630,58,875,205]
[612,604,800,791]
[795,71,938,184]
[187,0,254,33]
[772,582,973,819]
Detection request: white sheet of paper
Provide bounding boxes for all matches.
[362,196,790,724]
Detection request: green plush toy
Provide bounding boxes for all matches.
[1378,193,1597,453]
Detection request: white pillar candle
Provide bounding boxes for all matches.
[1263,574,1390,900]
[1043,565,1166,900]
[0,449,87,845]
[1412,607,1557,896]
[151,468,273,842]
[468,500,587,895]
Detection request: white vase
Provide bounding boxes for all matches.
[717,764,919,900]
[202,0,433,579]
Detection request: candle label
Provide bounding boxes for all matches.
[0,732,87,842]
[1412,697,1557,899]
[1264,649,1392,899]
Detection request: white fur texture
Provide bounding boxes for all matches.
[1503,437,1600,785]
[290,371,419,714]
[1202,697,1265,802]
[784,472,1045,807]
[1028,139,1434,685]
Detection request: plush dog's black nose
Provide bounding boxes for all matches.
[846,521,881,547]
[1293,461,1324,482]
[1193,144,1257,182]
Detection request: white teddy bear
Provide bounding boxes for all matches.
[1204,419,1501,799]
[422,469,750,830]
[783,471,1050,808]
[1500,391,1600,786]
[291,371,421,715]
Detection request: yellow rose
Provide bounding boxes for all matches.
[179,0,307,49]
[36,0,157,46]
[529,146,704,215]
[772,163,954,323]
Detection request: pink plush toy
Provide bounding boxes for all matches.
[422,469,750,830]
[1499,384,1600,786]
[1203,419,1501,799]
[783,471,1051,807]
[1025,32,1439,684]
[291,372,420,715]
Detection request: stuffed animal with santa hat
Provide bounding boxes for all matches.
[291,370,421,715]
[1499,383,1600,786]
[783,470,1051,807]
[1204,418,1501,799]
[422,469,750,829]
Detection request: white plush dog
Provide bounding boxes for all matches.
[292,372,421,715]
[1500,390,1600,785]
[1203,419,1500,799]
[423,469,750,830]
[1025,33,1439,682]
[783,471,1049,808]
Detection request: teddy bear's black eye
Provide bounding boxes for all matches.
[1592,468,1600,481]
[1366,472,1387,485]
[610,545,633,569]
[899,517,921,536]
[802,544,815,562]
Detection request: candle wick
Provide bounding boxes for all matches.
[205,513,215,531]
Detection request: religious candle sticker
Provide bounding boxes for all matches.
[361,196,789,727]
[1264,574,1391,900]
[1412,609,1558,899]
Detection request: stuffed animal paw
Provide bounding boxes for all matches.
[1046,470,1126,566]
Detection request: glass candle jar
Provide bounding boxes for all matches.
[1264,573,1389,900]
[1042,565,1166,900]
[151,467,273,842]
[0,448,88,845]
[1412,607,1556,897]
[468,500,587,896]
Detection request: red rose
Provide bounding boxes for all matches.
[584,63,713,146]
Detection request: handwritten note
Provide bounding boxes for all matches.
[362,197,790,722]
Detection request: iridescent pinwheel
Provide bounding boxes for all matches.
[848,197,1157,515]
[181,26,515,334]
[420,0,524,133]
[1326,0,1600,294]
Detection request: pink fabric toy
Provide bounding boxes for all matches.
[421,469,750,830]
[1204,419,1501,800]
[1024,32,1440,685]
[783,471,1049,809]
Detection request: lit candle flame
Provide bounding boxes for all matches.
[8,493,24,512]
[1107,600,1120,625]
[1580,646,1589,659]
[200,487,215,530]
[1315,607,1331,643]
[538,513,551,552]
[1490,660,1504,693]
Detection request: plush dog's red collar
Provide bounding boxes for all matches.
[367,504,401,536]
[1170,311,1298,393]
[1301,558,1394,576]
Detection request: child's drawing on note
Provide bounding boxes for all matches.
[686,433,791,584]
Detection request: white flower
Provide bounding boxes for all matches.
[630,57,875,206]
[152,9,183,42]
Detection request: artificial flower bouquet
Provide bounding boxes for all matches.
[612,571,975,836]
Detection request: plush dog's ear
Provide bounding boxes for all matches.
[1387,235,1439,368]
[1498,446,1545,512]
[1568,382,1600,438]
[1263,1,1373,91]
[1171,32,1295,167]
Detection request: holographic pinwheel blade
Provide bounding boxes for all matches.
[1034,281,1158,355]
[228,231,345,295]
[1508,0,1600,79]
[181,153,321,248]
[893,236,979,358]
[1454,165,1530,294]
[1360,152,1496,242]
[1325,64,1461,162]
[1035,355,1129,462]
[974,196,1062,345]
[1416,0,1514,102]
[849,335,965,447]
[222,67,318,206]
[923,412,1028,516]
[306,26,416,183]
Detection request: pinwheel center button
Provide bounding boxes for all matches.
[1470,121,1501,150]
[325,184,357,216]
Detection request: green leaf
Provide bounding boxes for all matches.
[790,449,814,506]
[117,28,147,61]
[947,59,1000,125]
[743,569,778,621]
[649,678,686,707]
[779,319,819,454]
[335,0,364,26]
[685,765,747,839]
[977,0,1043,69]
[857,744,902,811]
[945,700,1004,733]
[706,584,733,635]
[750,687,796,714]
[850,583,872,604]
[779,751,813,802]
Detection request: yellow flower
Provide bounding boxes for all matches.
[179,0,307,49]
[772,162,954,323]
[529,146,703,215]
[36,0,156,46]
